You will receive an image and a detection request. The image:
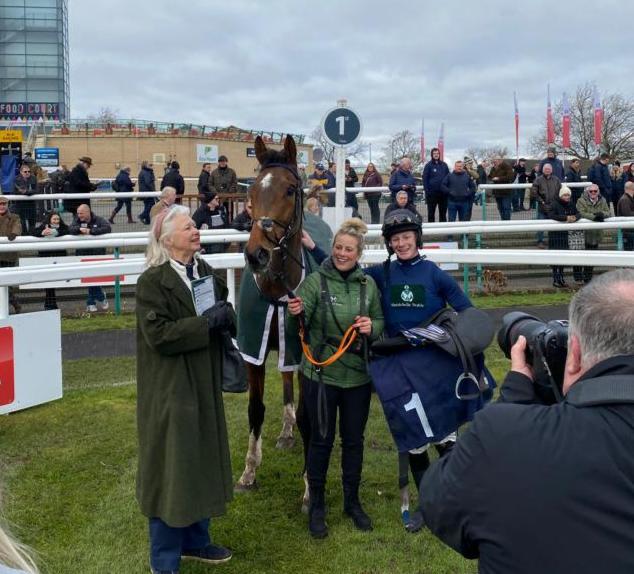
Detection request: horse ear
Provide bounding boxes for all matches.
[255,136,267,165]
[284,135,297,165]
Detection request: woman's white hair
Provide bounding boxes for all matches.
[0,517,39,573]
[145,205,192,267]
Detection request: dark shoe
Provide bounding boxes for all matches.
[553,279,567,288]
[403,509,425,533]
[181,544,232,564]
[127,218,137,224]
[150,568,179,574]
[537,242,547,249]
[308,488,328,538]
[108,217,115,224]
[344,500,373,531]
[11,301,21,314]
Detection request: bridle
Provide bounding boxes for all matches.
[251,162,304,294]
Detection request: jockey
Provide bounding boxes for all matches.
[365,209,493,532]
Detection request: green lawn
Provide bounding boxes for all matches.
[0,347,509,574]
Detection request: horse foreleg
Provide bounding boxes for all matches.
[275,370,296,449]
[236,364,265,491]
[296,374,311,513]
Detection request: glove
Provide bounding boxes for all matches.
[7,233,17,241]
[202,301,237,336]
[594,213,605,222]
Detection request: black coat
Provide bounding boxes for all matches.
[138,166,156,192]
[115,170,135,193]
[421,355,634,574]
[198,170,212,201]
[161,168,185,196]
[66,163,97,213]
[69,212,112,256]
[33,219,70,258]
[547,197,579,249]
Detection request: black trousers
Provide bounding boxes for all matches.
[366,196,381,224]
[426,193,447,223]
[112,198,132,217]
[301,375,371,490]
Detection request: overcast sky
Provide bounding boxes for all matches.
[69,0,629,163]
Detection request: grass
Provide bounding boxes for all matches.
[0,347,510,574]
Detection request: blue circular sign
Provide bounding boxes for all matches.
[322,107,362,146]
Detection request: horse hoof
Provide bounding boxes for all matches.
[234,480,258,493]
[275,436,295,450]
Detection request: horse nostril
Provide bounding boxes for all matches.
[256,247,270,266]
[245,247,270,271]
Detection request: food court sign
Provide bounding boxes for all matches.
[0,102,60,121]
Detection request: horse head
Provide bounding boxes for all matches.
[245,135,303,298]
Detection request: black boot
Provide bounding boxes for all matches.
[308,487,328,539]
[343,485,373,531]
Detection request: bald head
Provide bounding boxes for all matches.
[77,204,91,222]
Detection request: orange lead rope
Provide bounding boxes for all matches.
[299,324,358,367]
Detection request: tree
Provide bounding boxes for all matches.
[464,145,510,163]
[529,83,634,160]
[87,106,119,124]
[377,130,422,173]
[309,125,367,166]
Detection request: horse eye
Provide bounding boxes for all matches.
[287,186,296,196]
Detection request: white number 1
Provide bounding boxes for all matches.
[335,115,346,136]
[404,392,434,438]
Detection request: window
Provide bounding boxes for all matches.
[0,42,26,55]
[26,42,57,55]
[0,7,25,18]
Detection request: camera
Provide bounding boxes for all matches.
[497,312,569,401]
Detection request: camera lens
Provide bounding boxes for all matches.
[497,311,544,360]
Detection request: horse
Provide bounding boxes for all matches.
[235,134,312,509]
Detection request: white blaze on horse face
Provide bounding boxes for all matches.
[260,172,273,190]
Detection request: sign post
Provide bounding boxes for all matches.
[322,99,362,228]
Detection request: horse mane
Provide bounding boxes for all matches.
[259,148,296,168]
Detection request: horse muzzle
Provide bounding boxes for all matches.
[245,246,271,272]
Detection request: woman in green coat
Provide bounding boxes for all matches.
[136,205,236,574]
[287,218,384,539]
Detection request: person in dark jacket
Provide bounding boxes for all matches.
[0,194,22,313]
[610,162,625,215]
[422,149,449,222]
[547,186,580,287]
[137,160,156,225]
[191,192,228,254]
[12,162,38,234]
[527,161,540,184]
[442,160,476,222]
[488,157,515,221]
[69,204,112,312]
[344,159,359,213]
[538,145,565,180]
[383,190,422,222]
[209,155,237,196]
[136,205,234,573]
[530,163,562,247]
[587,154,612,206]
[565,158,584,206]
[160,161,185,204]
[65,156,98,215]
[476,159,489,186]
[309,163,336,205]
[362,162,383,224]
[108,166,136,224]
[197,162,212,203]
[33,211,70,310]
[231,198,252,231]
[390,157,418,205]
[617,181,634,250]
[421,268,634,574]
[511,158,528,212]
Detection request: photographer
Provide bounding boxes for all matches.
[420,269,634,574]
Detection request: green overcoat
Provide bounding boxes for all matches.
[135,259,233,527]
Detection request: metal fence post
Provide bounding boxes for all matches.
[462,233,470,295]
[475,233,482,291]
[617,228,624,251]
[114,248,121,315]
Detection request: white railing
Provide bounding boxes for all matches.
[2,218,634,254]
[2,248,634,318]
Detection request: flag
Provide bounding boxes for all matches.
[593,85,603,147]
[438,122,445,161]
[546,84,555,144]
[420,119,425,164]
[513,91,519,159]
[562,91,571,149]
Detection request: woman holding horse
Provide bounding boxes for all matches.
[287,218,384,539]
[136,205,235,573]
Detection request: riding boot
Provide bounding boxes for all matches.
[343,483,372,531]
[108,210,117,224]
[308,487,328,538]
[127,215,136,224]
